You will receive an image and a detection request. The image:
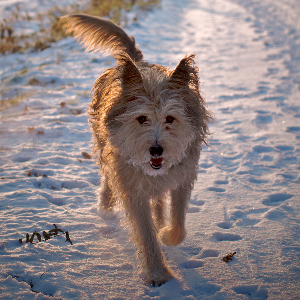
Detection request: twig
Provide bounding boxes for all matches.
[65,231,73,245]
[223,251,236,262]
[20,224,73,245]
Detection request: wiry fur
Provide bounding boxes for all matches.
[61,14,212,286]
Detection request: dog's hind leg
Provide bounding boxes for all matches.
[152,196,165,229]
[160,184,191,246]
[99,176,115,211]
[125,196,173,286]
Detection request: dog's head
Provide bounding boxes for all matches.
[96,55,211,177]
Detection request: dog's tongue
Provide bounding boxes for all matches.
[151,157,163,165]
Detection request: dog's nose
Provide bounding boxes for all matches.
[149,145,163,157]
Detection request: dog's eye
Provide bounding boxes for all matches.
[137,115,147,124]
[166,116,175,124]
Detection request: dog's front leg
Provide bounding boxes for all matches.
[124,196,173,286]
[99,176,115,210]
[152,197,165,229]
[160,184,191,246]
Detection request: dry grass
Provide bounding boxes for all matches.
[0,92,32,112]
[0,0,160,54]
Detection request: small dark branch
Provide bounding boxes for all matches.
[222,251,236,262]
[65,231,73,245]
[43,231,51,240]
[29,231,42,243]
[22,224,72,245]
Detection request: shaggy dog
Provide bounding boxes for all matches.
[61,14,212,286]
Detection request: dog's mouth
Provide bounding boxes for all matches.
[150,157,163,169]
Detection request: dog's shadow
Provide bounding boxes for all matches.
[92,204,126,238]
[91,204,212,294]
[143,244,212,295]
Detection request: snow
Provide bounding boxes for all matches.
[0,0,299,299]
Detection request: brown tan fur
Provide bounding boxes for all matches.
[61,14,212,286]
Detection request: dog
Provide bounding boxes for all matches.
[61,14,212,286]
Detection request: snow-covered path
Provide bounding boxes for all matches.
[0,0,299,299]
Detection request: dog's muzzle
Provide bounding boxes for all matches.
[149,145,164,170]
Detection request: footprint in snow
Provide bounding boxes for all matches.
[261,154,274,162]
[11,154,33,162]
[212,232,242,242]
[214,180,229,185]
[233,285,268,299]
[190,197,205,206]
[180,260,204,269]
[194,283,221,296]
[275,145,294,151]
[188,196,203,213]
[199,162,213,169]
[198,249,220,259]
[48,198,65,206]
[286,126,300,133]
[216,221,232,229]
[260,95,286,102]
[33,178,89,191]
[279,173,297,180]
[207,187,226,193]
[253,111,273,126]
[248,176,269,184]
[252,145,275,153]
[180,246,202,255]
[187,206,200,213]
[225,120,242,126]
[264,208,287,221]
[229,208,266,226]
[41,193,65,206]
[262,193,293,206]
[98,226,118,238]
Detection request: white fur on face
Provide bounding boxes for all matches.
[112,97,196,177]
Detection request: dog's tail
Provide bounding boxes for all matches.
[60,14,143,62]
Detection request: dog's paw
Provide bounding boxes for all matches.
[146,269,174,287]
[160,226,185,246]
[97,206,117,220]
[149,279,169,287]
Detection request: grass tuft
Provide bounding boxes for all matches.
[0,92,32,112]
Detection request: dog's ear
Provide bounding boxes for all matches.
[119,56,144,90]
[169,54,198,87]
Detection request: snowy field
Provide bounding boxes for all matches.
[1,0,300,299]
